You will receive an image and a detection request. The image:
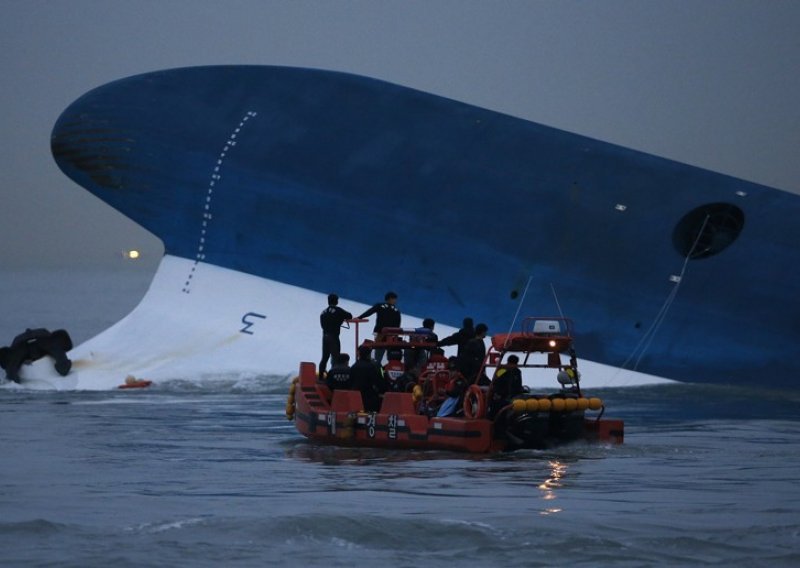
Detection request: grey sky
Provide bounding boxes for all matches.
[2,0,799,269]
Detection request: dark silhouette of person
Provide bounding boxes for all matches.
[319,293,353,376]
[357,291,400,364]
[459,323,488,383]
[437,317,475,359]
[349,345,388,412]
[0,328,72,383]
[490,354,524,416]
[325,352,353,392]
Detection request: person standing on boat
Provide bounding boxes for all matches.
[437,317,475,359]
[325,353,353,392]
[319,294,353,377]
[356,291,400,365]
[459,323,489,384]
[350,345,388,412]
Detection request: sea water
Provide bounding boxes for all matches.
[1,269,799,567]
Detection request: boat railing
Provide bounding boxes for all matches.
[344,318,370,349]
[346,319,438,351]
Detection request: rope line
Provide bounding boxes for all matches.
[618,214,711,373]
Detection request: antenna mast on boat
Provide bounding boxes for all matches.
[503,275,533,348]
[551,283,566,321]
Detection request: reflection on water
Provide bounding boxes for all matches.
[538,459,568,515]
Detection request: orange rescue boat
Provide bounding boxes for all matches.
[289,317,623,453]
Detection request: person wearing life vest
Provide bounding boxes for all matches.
[383,350,407,392]
[319,293,353,377]
[490,354,524,417]
[436,357,468,417]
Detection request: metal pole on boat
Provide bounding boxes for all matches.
[550,283,566,321]
[349,318,368,354]
[504,275,533,349]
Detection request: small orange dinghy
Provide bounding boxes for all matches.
[118,375,153,389]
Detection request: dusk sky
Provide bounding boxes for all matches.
[2,0,798,268]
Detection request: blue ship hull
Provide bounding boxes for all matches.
[51,66,800,387]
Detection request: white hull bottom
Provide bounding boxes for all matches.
[11,256,673,391]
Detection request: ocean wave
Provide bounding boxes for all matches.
[0,518,68,535]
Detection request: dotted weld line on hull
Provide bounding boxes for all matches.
[182,110,257,293]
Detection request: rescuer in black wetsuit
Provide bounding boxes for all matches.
[437,317,475,359]
[349,345,388,412]
[319,294,353,377]
[459,323,489,384]
[0,328,73,383]
[325,353,353,392]
[356,291,400,365]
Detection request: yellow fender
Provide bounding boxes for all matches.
[286,376,299,420]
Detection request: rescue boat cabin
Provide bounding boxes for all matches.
[485,317,582,392]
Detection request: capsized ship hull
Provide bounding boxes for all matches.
[50,66,800,388]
